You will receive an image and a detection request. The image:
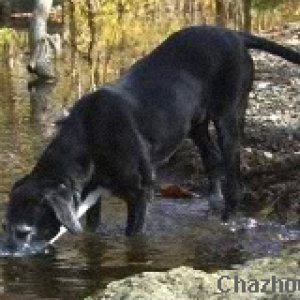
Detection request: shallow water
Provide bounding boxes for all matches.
[0,196,298,299]
[0,58,299,299]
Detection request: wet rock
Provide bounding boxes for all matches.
[263,151,273,159]
[97,253,299,299]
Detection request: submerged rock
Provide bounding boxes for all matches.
[94,252,299,299]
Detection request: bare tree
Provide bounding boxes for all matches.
[243,0,252,32]
[28,0,59,78]
[0,0,11,26]
[215,0,226,26]
[86,0,97,65]
[86,0,98,87]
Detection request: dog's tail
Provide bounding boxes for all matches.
[239,32,300,65]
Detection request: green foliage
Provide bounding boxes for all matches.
[252,0,285,11]
[0,28,16,46]
[63,0,299,85]
[2,0,298,83]
[72,0,183,72]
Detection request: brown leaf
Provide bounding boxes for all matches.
[159,184,194,198]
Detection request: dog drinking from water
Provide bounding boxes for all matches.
[4,26,300,252]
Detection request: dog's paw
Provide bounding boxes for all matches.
[208,192,225,213]
[95,224,111,236]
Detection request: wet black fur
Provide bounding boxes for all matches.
[6,26,300,242]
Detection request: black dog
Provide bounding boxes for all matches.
[5,26,300,248]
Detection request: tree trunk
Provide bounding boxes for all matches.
[86,0,99,87]
[243,0,252,32]
[28,0,56,79]
[215,0,226,26]
[86,0,97,65]
[69,0,77,52]
[0,0,11,26]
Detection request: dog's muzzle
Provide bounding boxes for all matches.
[6,224,36,250]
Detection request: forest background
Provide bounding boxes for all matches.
[0,0,299,86]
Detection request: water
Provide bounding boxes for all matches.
[0,57,299,299]
[0,196,298,299]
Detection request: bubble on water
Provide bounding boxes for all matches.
[246,218,258,229]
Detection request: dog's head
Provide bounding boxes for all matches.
[4,176,82,249]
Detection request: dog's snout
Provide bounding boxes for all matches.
[13,224,35,241]
[15,229,29,240]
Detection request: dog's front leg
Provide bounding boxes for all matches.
[82,184,109,232]
[86,200,101,232]
[125,188,150,236]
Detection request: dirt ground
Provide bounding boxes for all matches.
[160,24,300,225]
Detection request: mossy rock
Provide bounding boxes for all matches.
[90,250,299,299]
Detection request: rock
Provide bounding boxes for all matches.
[263,151,273,159]
[94,253,300,299]
[256,81,271,90]
[244,147,253,153]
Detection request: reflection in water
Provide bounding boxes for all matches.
[28,78,57,125]
[28,78,59,155]
[0,63,34,192]
[1,256,61,299]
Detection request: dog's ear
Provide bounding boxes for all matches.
[46,196,82,234]
[11,175,30,191]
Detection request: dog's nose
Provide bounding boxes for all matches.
[13,224,35,242]
[4,224,37,254]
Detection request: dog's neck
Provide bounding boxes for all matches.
[31,114,94,196]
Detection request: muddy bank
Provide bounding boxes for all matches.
[93,248,299,299]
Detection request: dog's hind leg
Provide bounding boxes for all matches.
[238,53,254,141]
[211,53,252,220]
[189,121,224,210]
[214,112,241,220]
